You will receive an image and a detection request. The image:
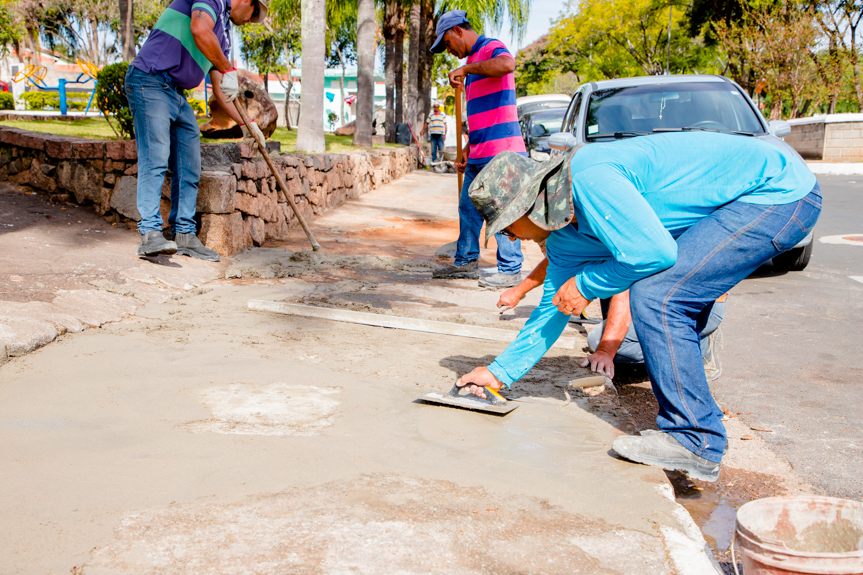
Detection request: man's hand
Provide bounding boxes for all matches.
[457,366,503,400]
[497,286,525,312]
[220,68,239,102]
[454,143,469,173]
[551,276,590,316]
[581,350,615,379]
[241,120,266,150]
[448,67,466,90]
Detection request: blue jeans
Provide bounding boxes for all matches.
[629,187,822,463]
[125,66,201,235]
[455,163,523,274]
[587,301,725,363]
[430,134,444,162]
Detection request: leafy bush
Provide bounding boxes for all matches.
[19,91,91,111]
[95,62,133,140]
[187,97,206,115]
[0,91,13,110]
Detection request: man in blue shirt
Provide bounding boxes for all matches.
[126,0,267,259]
[458,132,821,482]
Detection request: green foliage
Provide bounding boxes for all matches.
[187,98,206,115]
[95,62,134,139]
[0,0,23,55]
[327,111,338,129]
[0,91,14,110]
[19,91,91,110]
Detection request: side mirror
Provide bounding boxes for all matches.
[548,132,578,150]
[769,120,791,138]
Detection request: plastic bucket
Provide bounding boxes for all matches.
[732,496,863,575]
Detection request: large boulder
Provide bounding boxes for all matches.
[199,70,278,139]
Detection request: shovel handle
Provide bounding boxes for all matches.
[455,87,463,193]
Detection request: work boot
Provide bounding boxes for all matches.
[639,429,728,456]
[703,329,723,382]
[478,272,521,290]
[137,230,177,258]
[611,430,721,482]
[433,260,479,279]
[174,232,220,262]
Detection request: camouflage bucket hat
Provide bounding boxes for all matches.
[468,146,582,248]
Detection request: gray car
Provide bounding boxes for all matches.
[548,74,813,272]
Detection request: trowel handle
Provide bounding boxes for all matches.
[448,381,506,405]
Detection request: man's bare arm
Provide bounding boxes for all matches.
[498,258,548,310]
[449,55,514,89]
[190,10,232,73]
[209,70,243,125]
[581,290,632,378]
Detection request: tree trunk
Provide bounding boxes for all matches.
[118,0,135,60]
[297,0,326,152]
[354,0,375,147]
[26,27,39,65]
[395,27,404,125]
[385,37,395,142]
[419,0,435,137]
[405,3,420,131]
[851,25,863,112]
[339,49,346,126]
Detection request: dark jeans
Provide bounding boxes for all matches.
[455,163,523,274]
[629,187,822,463]
[125,66,200,235]
[430,134,444,162]
[587,301,725,362]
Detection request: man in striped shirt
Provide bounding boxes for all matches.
[126,0,267,259]
[429,10,525,289]
[420,103,447,162]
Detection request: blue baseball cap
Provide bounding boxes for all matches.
[430,10,469,54]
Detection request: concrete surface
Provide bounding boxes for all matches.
[713,174,863,500]
[805,161,863,175]
[0,171,722,574]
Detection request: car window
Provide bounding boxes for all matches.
[584,83,765,140]
[561,93,583,135]
[531,116,564,137]
[518,101,568,119]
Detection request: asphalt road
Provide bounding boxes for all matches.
[714,175,863,499]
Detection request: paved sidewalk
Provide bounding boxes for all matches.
[0,172,721,574]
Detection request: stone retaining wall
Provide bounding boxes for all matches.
[0,126,418,255]
[785,114,863,162]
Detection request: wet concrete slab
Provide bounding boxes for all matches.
[0,171,721,574]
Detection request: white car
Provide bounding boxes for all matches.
[516,94,571,120]
[547,74,813,272]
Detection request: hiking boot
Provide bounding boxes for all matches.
[639,429,728,456]
[611,430,721,482]
[478,272,521,290]
[703,329,723,382]
[137,230,177,257]
[433,260,479,279]
[174,232,220,262]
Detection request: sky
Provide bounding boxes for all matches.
[489,0,569,55]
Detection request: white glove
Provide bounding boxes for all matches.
[220,68,239,102]
[241,121,266,150]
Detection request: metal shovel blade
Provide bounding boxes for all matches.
[417,383,519,415]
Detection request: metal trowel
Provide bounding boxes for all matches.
[417,382,518,415]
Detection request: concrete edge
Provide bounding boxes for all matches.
[806,162,863,175]
[654,484,725,575]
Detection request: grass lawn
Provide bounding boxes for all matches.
[0,116,401,154]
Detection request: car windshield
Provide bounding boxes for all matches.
[529,110,565,137]
[585,83,766,141]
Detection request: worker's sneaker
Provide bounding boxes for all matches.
[174,232,220,262]
[478,272,521,289]
[703,329,723,382]
[433,260,479,279]
[611,431,721,482]
[639,429,728,457]
[137,230,177,258]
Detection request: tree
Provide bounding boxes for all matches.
[406,2,420,131]
[382,0,406,141]
[39,0,119,66]
[268,0,302,129]
[118,0,134,60]
[354,0,374,146]
[240,23,285,94]
[326,6,357,128]
[296,0,326,152]
[0,0,23,57]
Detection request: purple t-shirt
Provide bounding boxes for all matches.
[131,0,232,90]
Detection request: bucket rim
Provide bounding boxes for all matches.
[735,495,863,559]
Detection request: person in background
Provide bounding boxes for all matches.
[126,0,267,260]
[421,102,447,163]
[429,9,525,290]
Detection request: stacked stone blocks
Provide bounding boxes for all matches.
[0,125,418,255]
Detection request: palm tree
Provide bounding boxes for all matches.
[354,0,375,147]
[296,0,326,152]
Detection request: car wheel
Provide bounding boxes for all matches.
[772,242,813,272]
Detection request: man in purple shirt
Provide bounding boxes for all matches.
[126,0,267,259]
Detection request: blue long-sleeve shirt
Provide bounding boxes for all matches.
[488,132,816,386]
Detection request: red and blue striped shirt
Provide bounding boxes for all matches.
[465,35,527,165]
